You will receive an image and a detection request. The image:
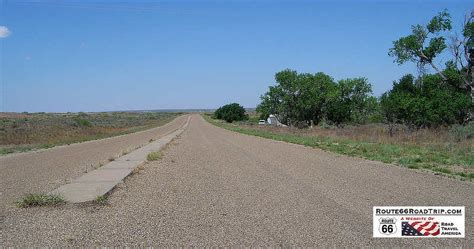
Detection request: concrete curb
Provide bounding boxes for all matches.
[50,116,191,203]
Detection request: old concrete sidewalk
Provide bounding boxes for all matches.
[50,116,191,203]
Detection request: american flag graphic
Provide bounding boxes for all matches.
[402,221,440,236]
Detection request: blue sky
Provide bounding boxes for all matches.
[1,0,472,112]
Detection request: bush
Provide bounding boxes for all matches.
[214,103,248,123]
[147,151,162,161]
[74,117,92,127]
[380,74,471,128]
[450,122,474,141]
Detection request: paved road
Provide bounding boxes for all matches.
[2,115,473,246]
[0,115,188,211]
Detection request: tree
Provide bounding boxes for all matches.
[450,11,474,112]
[256,85,285,120]
[380,74,471,128]
[389,9,474,118]
[389,10,452,79]
[214,103,248,123]
[257,69,336,126]
[257,70,375,127]
[326,78,374,125]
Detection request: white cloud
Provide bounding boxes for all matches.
[0,26,11,38]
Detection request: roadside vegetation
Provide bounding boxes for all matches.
[204,114,473,180]
[0,112,180,155]
[147,151,162,161]
[213,103,248,123]
[17,193,65,208]
[95,195,109,205]
[207,10,474,180]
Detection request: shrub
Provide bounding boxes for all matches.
[74,117,92,127]
[147,151,162,161]
[214,103,248,123]
[450,122,474,141]
[380,74,471,128]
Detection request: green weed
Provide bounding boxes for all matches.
[95,195,108,205]
[147,151,162,161]
[17,193,65,208]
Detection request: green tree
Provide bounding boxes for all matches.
[389,10,452,78]
[326,78,374,125]
[389,9,474,118]
[451,11,474,114]
[257,70,375,126]
[257,69,336,126]
[214,103,248,123]
[380,74,471,128]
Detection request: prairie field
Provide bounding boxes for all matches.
[0,112,180,155]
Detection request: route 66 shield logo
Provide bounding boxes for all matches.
[379,217,397,235]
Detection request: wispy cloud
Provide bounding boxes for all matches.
[0,26,11,38]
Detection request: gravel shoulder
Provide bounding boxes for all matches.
[0,115,188,211]
[2,114,472,246]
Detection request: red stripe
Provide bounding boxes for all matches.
[419,222,431,228]
[408,221,440,236]
[424,223,438,232]
[420,223,439,235]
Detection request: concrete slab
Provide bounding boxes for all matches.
[100,160,144,170]
[117,150,150,162]
[116,130,181,162]
[51,181,118,203]
[72,168,132,183]
[50,116,191,203]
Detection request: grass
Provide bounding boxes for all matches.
[147,151,162,161]
[95,195,108,205]
[17,193,65,208]
[203,114,473,180]
[0,111,181,155]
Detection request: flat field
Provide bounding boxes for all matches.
[0,111,180,155]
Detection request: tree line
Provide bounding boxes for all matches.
[256,9,473,129]
[256,70,377,127]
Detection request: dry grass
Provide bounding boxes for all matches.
[247,123,473,151]
[132,163,146,174]
[0,112,180,155]
[205,114,473,179]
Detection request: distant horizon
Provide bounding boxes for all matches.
[1,107,258,114]
[1,1,472,112]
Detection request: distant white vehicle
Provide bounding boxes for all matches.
[258,120,266,125]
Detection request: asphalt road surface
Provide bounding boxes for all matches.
[0,115,188,211]
[2,114,473,246]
